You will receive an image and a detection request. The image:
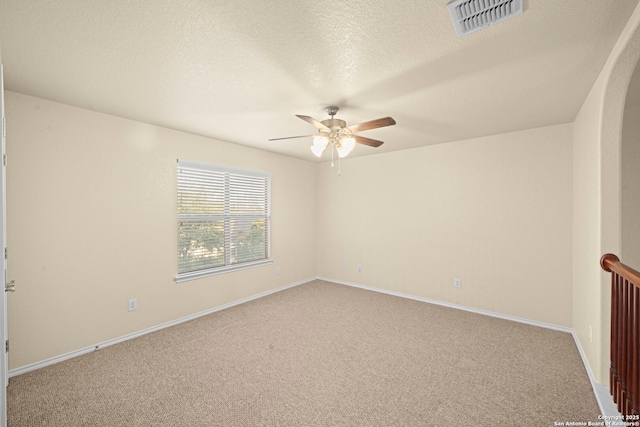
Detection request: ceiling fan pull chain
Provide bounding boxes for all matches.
[331,143,335,168]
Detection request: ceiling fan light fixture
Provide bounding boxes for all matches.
[310,135,329,157]
[336,136,356,158]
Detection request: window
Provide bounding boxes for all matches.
[176,160,271,282]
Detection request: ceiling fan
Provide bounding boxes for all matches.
[269,106,396,159]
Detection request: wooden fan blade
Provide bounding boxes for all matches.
[347,116,396,133]
[296,115,330,130]
[268,135,314,141]
[352,134,384,148]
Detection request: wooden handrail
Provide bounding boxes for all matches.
[601,253,640,288]
[601,253,640,417]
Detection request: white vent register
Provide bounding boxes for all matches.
[447,0,523,37]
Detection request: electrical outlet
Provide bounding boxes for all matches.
[275,266,281,275]
[128,298,138,312]
[357,264,362,272]
[454,279,461,288]
[343,262,348,269]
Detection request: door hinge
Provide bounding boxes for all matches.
[2,153,6,166]
[5,340,8,353]
[4,247,6,260]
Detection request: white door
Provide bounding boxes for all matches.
[0,63,8,427]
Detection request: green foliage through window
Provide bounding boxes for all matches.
[177,160,270,276]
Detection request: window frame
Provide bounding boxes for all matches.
[175,160,272,283]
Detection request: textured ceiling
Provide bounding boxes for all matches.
[1,0,639,161]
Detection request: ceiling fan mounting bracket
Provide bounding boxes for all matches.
[325,106,339,117]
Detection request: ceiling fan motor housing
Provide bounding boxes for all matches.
[320,118,350,143]
[321,118,347,130]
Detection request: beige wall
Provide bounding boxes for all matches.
[572,2,640,385]
[316,124,573,327]
[573,79,606,382]
[5,91,317,370]
[622,104,640,267]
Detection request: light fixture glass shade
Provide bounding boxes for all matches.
[310,135,329,157]
[336,136,356,158]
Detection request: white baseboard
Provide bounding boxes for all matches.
[319,276,571,332]
[570,330,620,419]
[9,277,313,378]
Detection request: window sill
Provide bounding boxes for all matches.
[174,259,273,283]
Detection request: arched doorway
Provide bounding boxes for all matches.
[621,62,640,267]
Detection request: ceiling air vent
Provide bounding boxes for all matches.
[447,0,523,38]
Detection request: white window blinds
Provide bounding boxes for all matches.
[176,160,271,282]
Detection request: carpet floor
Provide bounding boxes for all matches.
[7,280,601,426]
